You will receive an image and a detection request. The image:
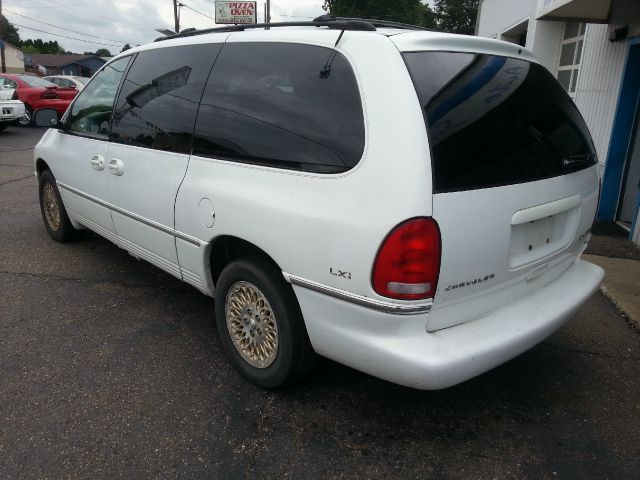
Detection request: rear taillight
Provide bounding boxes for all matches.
[11,90,19,100]
[372,218,441,300]
[40,90,60,100]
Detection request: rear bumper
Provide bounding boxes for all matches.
[0,101,25,122]
[294,259,603,390]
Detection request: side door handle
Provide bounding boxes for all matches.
[90,154,105,171]
[107,158,125,176]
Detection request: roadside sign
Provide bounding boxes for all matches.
[215,2,257,24]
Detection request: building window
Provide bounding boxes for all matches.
[557,22,585,98]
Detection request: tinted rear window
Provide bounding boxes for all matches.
[193,42,364,173]
[16,75,56,88]
[403,52,596,192]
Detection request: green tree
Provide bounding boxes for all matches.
[95,48,112,57]
[20,38,65,54]
[120,43,131,53]
[433,0,479,35]
[322,0,435,28]
[1,14,21,45]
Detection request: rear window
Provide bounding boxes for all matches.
[15,75,57,88]
[403,52,596,192]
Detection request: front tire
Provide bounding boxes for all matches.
[215,256,316,388]
[38,169,78,242]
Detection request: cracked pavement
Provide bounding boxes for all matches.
[1,127,640,479]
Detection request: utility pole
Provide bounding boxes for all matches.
[173,0,180,34]
[0,0,6,73]
[265,0,271,29]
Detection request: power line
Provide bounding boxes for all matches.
[179,2,216,22]
[10,22,123,47]
[5,10,133,44]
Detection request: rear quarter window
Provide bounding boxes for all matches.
[403,52,597,192]
[193,42,365,173]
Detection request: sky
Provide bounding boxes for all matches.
[3,0,331,55]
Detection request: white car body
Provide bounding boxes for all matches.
[33,26,604,389]
[0,86,15,100]
[43,75,90,91]
[0,98,25,126]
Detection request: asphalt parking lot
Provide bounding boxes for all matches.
[1,126,640,479]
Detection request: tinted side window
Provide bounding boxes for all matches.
[111,44,221,154]
[67,56,132,138]
[403,52,596,192]
[193,42,364,173]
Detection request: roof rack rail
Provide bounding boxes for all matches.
[155,18,376,42]
[333,16,433,31]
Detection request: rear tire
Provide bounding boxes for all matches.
[38,169,78,242]
[215,255,316,388]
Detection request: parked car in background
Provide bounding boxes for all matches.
[0,83,16,101]
[0,95,25,131]
[0,74,77,126]
[44,75,92,92]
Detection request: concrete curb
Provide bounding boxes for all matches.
[583,254,640,329]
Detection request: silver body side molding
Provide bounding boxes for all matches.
[283,272,432,315]
[57,181,202,247]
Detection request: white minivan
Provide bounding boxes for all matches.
[33,17,604,390]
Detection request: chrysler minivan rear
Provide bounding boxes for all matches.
[401,45,600,332]
[297,33,604,389]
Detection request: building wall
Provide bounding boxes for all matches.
[2,43,25,74]
[575,0,640,166]
[56,58,105,77]
[477,0,538,41]
[477,0,563,72]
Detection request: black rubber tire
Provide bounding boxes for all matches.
[215,255,317,388]
[0,123,7,131]
[38,169,78,242]
[19,105,33,127]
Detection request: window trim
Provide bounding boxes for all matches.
[557,22,586,99]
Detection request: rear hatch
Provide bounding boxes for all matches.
[402,51,599,332]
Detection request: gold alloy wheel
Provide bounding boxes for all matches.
[42,183,61,231]
[225,281,279,368]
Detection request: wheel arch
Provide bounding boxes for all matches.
[208,235,284,289]
[35,157,50,177]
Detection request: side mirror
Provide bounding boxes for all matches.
[34,108,60,128]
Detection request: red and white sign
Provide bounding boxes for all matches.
[215,1,257,24]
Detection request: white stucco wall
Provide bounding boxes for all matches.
[476,0,538,41]
[2,43,25,74]
[476,0,563,71]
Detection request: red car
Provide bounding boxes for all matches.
[0,73,77,126]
